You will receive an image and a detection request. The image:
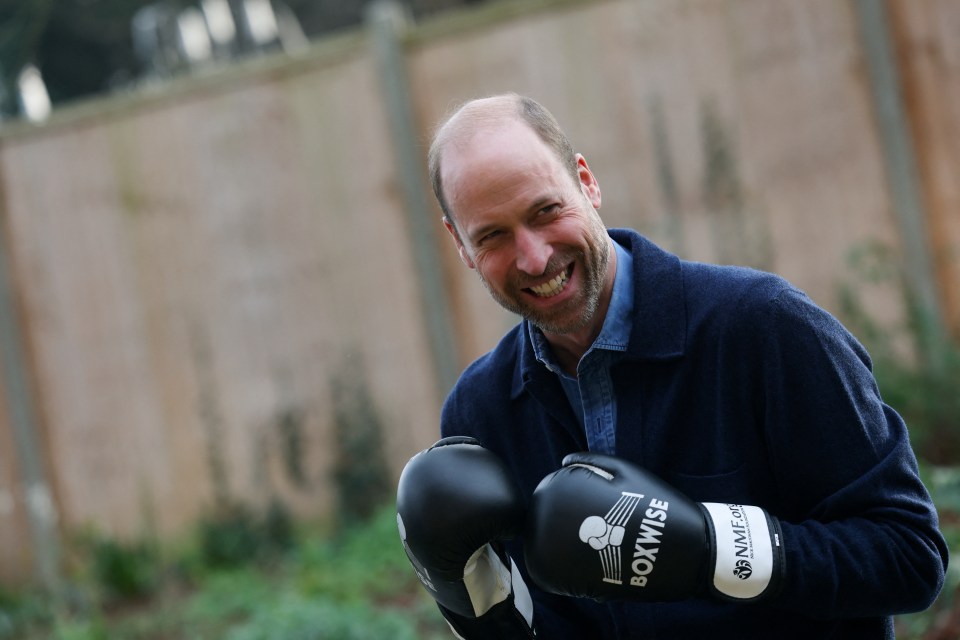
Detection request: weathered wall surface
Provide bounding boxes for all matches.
[0,0,955,585]
[0,44,445,575]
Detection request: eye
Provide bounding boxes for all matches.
[538,203,561,218]
[478,229,502,245]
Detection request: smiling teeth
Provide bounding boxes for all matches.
[530,270,569,297]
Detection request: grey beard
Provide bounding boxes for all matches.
[477,239,610,336]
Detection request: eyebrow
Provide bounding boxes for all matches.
[529,196,555,211]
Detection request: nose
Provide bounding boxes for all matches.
[514,227,552,275]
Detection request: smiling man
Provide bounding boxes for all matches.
[395,93,948,639]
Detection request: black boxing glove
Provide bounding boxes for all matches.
[525,452,783,603]
[396,437,535,638]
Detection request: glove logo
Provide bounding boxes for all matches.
[578,492,643,585]
[733,559,753,580]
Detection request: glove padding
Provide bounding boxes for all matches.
[396,437,535,637]
[525,452,783,603]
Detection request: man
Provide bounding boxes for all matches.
[396,93,948,639]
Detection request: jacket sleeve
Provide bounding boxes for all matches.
[437,597,537,639]
[758,288,948,616]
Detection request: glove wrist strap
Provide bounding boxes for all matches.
[701,502,783,601]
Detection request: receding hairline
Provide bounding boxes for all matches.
[431,94,526,157]
[427,93,579,229]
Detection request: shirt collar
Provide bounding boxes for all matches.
[592,240,633,351]
[528,240,634,372]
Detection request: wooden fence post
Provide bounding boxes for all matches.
[367,0,461,396]
[854,0,948,366]
[0,170,62,592]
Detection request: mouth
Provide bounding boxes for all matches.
[526,264,573,298]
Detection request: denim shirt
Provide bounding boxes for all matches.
[528,240,633,454]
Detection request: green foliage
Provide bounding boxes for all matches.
[198,505,262,569]
[184,567,277,625]
[871,344,960,464]
[837,240,960,464]
[50,616,109,640]
[262,498,296,554]
[923,467,960,520]
[835,241,960,638]
[331,365,392,525]
[894,465,960,638]
[294,504,416,603]
[0,588,52,639]
[277,408,309,489]
[225,596,419,640]
[89,538,158,601]
[0,502,444,640]
[198,499,295,569]
[181,504,446,640]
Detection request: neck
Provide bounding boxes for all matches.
[542,331,595,376]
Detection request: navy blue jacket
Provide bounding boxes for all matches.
[440,229,948,639]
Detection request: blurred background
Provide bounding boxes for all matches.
[0,0,958,637]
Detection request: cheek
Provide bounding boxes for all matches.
[473,250,513,285]
[551,216,593,249]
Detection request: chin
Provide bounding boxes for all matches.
[528,306,593,336]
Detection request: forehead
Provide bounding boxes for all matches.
[441,120,569,218]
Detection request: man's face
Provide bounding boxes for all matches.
[441,120,612,336]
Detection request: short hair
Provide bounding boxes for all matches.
[427,93,578,230]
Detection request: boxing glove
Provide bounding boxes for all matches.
[525,452,783,603]
[396,437,535,638]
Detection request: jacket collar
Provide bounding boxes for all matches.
[611,228,687,361]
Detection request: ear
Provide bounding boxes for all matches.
[443,216,476,269]
[576,154,602,210]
